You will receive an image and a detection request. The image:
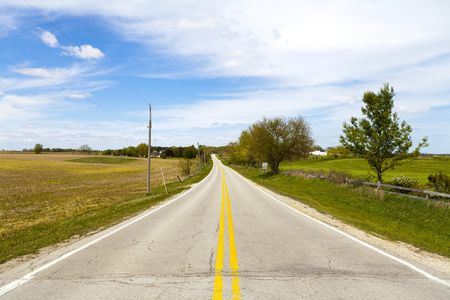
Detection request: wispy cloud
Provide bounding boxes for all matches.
[13,67,67,79]
[38,28,59,48]
[61,45,105,60]
[0,0,449,152]
[37,29,104,60]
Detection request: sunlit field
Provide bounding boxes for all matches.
[0,153,183,236]
[280,157,450,185]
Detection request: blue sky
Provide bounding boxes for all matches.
[1,0,449,153]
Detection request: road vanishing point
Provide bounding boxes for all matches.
[1,155,449,299]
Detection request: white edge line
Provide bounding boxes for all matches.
[228,166,450,288]
[0,167,215,297]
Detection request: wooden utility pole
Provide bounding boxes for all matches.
[147,105,152,194]
[197,142,201,171]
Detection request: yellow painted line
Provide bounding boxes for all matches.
[224,169,241,299]
[213,165,241,299]
[213,173,226,299]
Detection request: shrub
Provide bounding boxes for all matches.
[392,175,419,188]
[427,171,450,194]
[326,169,352,184]
[178,158,193,176]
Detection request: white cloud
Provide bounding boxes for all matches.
[38,29,59,48]
[0,11,17,37]
[37,29,104,60]
[1,0,449,152]
[0,94,61,120]
[13,67,66,79]
[61,45,105,60]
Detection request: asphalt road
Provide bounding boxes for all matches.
[1,155,449,299]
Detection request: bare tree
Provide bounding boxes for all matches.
[79,144,92,155]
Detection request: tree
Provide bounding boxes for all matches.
[34,143,43,154]
[164,148,174,158]
[182,145,197,159]
[340,83,428,183]
[79,144,92,155]
[245,115,314,174]
[125,146,137,157]
[136,143,148,157]
[326,146,350,158]
[178,158,193,175]
[231,130,257,166]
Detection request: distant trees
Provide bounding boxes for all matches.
[340,83,428,183]
[326,146,350,158]
[33,143,43,154]
[231,116,314,174]
[103,144,203,159]
[136,143,148,157]
[164,148,174,158]
[78,144,93,155]
[182,145,197,159]
[102,149,113,155]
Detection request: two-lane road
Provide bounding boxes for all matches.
[1,155,449,299]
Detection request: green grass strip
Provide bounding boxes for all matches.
[231,165,450,257]
[0,162,212,264]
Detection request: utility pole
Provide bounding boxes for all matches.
[147,105,151,194]
[197,142,201,171]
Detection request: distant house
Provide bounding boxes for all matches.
[151,151,162,158]
[310,150,327,156]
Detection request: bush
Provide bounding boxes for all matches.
[178,158,193,176]
[427,171,450,194]
[392,175,419,188]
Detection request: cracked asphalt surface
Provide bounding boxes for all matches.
[0,155,449,299]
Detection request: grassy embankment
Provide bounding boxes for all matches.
[0,153,211,264]
[280,156,450,185]
[227,158,450,257]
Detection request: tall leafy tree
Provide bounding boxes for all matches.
[340,83,428,182]
[246,115,313,174]
[33,143,43,154]
[136,143,148,157]
[182,145,197,159]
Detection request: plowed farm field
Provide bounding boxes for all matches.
[0,153,181,237]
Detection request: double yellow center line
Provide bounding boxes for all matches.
[213,165,241,299]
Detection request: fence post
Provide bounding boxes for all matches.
[426,188,429,200]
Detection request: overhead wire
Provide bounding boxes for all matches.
[0,57,147,127]
[21,1,193,147]
[3,1,167,146]
[22,0,151,106]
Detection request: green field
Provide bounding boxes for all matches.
[280,157,450,185]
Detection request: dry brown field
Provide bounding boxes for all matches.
[0,153,185,237]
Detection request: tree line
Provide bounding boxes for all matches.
[103,144,213,161]
[29,143,212,161]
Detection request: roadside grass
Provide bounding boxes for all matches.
[231,165,450,257]
[0,153,210,264]
[280,157,450,185]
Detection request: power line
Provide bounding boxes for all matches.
[0,56,147,127]
[22,0,151,106]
